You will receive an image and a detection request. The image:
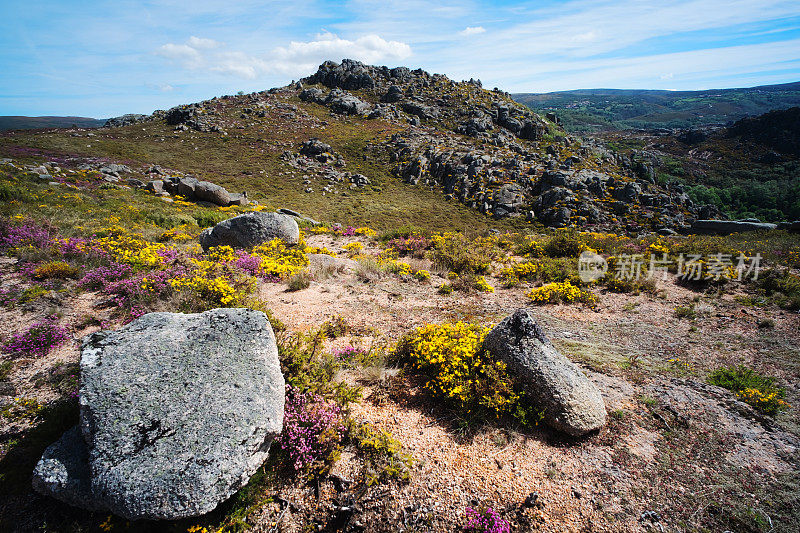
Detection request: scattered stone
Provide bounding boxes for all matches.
[483,309,607,436]
[104,114,148,128]
[194,180,231,206]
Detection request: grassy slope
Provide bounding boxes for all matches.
[0,96,526,235]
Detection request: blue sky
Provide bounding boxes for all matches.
[2,0,800,118]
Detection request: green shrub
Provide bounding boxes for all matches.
[536,257,581,284]
[0,183,29,202]
[675,304,696,319]
[144,212,193,229]
[603,275,657,294]
[544,230,585,258]
[286,270,311,291]
[0,360,12,380]
[31,261,80,280]
[350,422,413,485]
[428,232,500,274]
[707,365,788,415]
[321,315,349,339]
[379,225,427,242]
[758,268,800,310]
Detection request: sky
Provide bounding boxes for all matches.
[2,0,800,118]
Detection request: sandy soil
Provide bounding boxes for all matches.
[1,234,798,532]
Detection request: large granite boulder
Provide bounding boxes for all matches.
[690,219,777,235]
[194,180,231,206]
[33,309,285,520]
[199,211,299,251]
[483,309,606,436]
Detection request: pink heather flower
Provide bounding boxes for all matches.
[79,263,133,290]
[278,385,345,474]
[0,220,53,250]
[464,507,511,533]
[331,345,364,363]
[2,316,70,358]
[234,251,262,276]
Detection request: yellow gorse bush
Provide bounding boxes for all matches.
[401,322,523,418]
[251,238,309,277]
[736,388,789,414]
[413,269,431,281]
[354,227,377,238]
[93,226,166,268]
[475,276,495,293]
[527,281,596,305]
[343,242,363,257]
[170,275,242,306]
[499,261,540,286]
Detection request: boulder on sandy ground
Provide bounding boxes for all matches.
[199,211,299,251]
[483,309,606,436]
[308,253,357,274]
[690,219,777,235]
[33,309,285,520]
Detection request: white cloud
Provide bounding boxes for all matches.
[186,36,220,49]
[460,26,485,36]
[156,32,412,80]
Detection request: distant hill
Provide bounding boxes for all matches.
[0,116,105,132]
[512,82,800,132]
[592,106,800,222]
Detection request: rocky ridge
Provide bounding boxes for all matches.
[99,59,714,232]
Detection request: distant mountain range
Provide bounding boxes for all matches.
[512,81,800,132]
[0,116,105,132]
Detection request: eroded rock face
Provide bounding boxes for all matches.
[483,309,606,436]
[199,211,299,251]
[690,219,777,235]
[33,309,285,520]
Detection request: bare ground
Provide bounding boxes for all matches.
[1,235,798,532]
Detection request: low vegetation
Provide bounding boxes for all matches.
[707,365,789,415]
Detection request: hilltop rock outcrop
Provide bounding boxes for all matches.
[33,309,285,520]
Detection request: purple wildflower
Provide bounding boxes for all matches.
[79,263,133,290]
[331,345,364,363]
[464,507,511,533]
[0,220,53,250]
[2,316,69,357]
[235,251,262,276]
[278,386,345,474]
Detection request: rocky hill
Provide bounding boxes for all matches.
[0,59,712,234]
[1,60,799,533]
[592,106,800,222]
[513,82,800,132]
[0,116,105,132]
[726,106,800,156]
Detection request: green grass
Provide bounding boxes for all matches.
[0,97,527,234]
